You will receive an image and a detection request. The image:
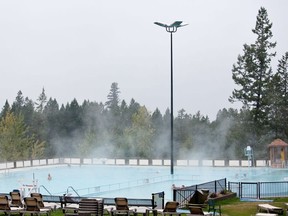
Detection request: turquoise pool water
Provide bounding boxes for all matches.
[0,165,284,200]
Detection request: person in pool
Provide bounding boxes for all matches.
[47,173,52,181]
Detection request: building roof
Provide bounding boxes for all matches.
[268,138,288,148]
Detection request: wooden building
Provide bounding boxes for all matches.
[268,138,288,168]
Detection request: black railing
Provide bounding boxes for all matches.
[173,178,226,208]
[228,181,288,199]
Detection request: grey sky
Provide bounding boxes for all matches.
[0,0,287,120]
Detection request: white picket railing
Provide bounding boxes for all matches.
[0,158,269,171]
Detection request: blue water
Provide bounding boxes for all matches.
[0,165,284,200]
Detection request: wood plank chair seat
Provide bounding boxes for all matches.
[112,198,135,216]
[10,191,23,208]
[31,193,60,210]
[188,206,211,216]
[258,204,283,215]
[21,197,51,216]
[0,195,23,216]
[65,198,103,216]
[157,201,181,216]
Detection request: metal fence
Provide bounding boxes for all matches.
[228,181,288,199]
[174,179,288,207]
[173,178,227,208]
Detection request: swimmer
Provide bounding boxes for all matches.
[47,173,52,181]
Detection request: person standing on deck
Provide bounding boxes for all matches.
[281,148,285,168]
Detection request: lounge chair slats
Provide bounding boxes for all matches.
[10,191,23,208]
[20,197,51,216]
[258,204,283,215]
[112,197,135,216]
[0,195,23,216]
[157,201,182,216]
[64,198,103,216]
[31,193,60,210]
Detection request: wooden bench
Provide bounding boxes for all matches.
[64,198,103,216]
[255,213,278,216]
[258,204,283,215]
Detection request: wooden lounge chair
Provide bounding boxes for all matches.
[188,206,211,216]
[31,193,60,210]
[112,197,134,216]
[63,195,80,213]
[0,195,23,216]
[65,198,103,216]
[258,204,283,215]
[78,198,103,216]
[115,197,129,211]
[10,191,23,208]
[187,190,209,208]
[21,197,51,216]
[157,201,181,216]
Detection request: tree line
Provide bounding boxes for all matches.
[0,7,287,162]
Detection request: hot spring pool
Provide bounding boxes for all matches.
[0,165,285,200]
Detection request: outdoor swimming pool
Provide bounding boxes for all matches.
[0,165,285,200]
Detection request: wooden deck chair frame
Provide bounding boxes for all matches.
[31,193,58,210]
[31,193,45,208]
[115,198,129,211]
[158,201,181,216]
[258,204,283,215]
[21,197,51,216]
[113,197,134,216]
[0,195,23,216]
[10,191,23,208]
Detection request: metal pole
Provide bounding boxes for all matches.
[154,21,188,175]
[170,32,174,175]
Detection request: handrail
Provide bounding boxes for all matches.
[72,175,175,196]
[66,186,80,197]
[39,185,53,195]
[37,175,175,197]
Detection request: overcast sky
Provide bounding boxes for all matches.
[1,0,287,120]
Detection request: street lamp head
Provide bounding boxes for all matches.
[154,22,168,28]
[154,21,188,33]
[170,21,188,28]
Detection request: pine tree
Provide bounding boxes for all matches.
[269,52,288,138]
[105,82,120,111]
[230,7,276,124]
[0,100,11,119]
[11,90,24,115]
[36,88,47,113]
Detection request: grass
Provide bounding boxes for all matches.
[207,197,288,216]
[44,197,288,216]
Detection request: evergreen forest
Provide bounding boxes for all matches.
[0,7,288,162]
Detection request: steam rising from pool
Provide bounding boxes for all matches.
[49,108,238,160]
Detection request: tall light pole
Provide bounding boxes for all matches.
[154,21,188,175]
